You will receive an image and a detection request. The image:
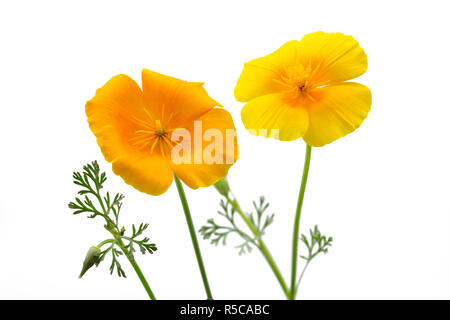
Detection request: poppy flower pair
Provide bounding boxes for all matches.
[86,31,371,195]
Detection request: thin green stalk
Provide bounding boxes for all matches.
[226,194,289,298]
[295,260,310,293]
[289,144,312,300]
[97,239,114,248]
[96,193,156,300]
[174,174,213,300]
[116,237,156,300]
[70,162,157,300]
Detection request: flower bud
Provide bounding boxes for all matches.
[214,178,230,197]
[79,246,101,278]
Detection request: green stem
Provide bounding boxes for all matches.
[173,174,213,300]
[295,260,310,293]
[97,239,114,248]
[116,237,157,300]
[95,194,156,300]
[289,144,312,300]
[226,194,289,298]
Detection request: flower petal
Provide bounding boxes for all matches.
[169,108,238,189]
[234,41,302,102]
[241,93,309,141]
[303,83,372,147]
[112,155,173,196]
[298,31,368,84]
[141,68,220,126]
[85,74,173,195]
[86,74,149,162]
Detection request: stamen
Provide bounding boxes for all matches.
[129,104,177,155]
[155,120,166,137]
[159,142,166,158]
[135,129,155,135]
[310,62,322,77]
[162,135,175,148]
[143,108,155,121]
[303,80,310,88]
[150,137,159,154]
[131,116,154,130]
[303,91,316,102]
[131,135,153,149]
[165,112,175,128]
[272,78,292,88]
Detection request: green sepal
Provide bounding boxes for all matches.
[79,246,101,278]
[214,178,230,197]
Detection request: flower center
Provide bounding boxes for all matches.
[284,64,312,90]
[274,62,327,103]
[129,106,176,157]
[154,120,167,137]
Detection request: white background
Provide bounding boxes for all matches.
[0,0,449,300]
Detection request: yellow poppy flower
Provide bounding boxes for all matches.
[235,31,372,146]
[86,69,238,195]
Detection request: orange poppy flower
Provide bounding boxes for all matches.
[86,69,238,195]
[234,31,372,146]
